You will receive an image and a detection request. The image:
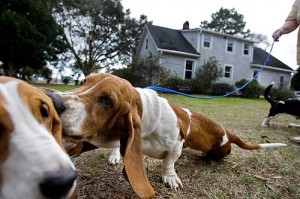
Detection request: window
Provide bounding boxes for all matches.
[145,38,148,49]
[253,70,259,78]
[227,38,234,52]
[280,75,285,88]
[203,34,211,48]
[224,65,233,79]
[243,43,249,55]
[253,69,260,81]
[185,60,194,79]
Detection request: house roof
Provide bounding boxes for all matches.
[146,24,200,56]
[253,47,294,71]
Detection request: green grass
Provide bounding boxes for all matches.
[31,82,80,92]
[38,84,300,198]
[158,94,300,199]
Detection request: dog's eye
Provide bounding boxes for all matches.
[98,96,114,109]
[40,103,49,120]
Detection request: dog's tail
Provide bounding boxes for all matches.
[227,130,287,150]
[264,82,276,105]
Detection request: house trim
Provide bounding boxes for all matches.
[158,48,201,58]
[202,29,255,43]
[251,64,295,73]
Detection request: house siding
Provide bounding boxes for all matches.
[160,54,187,78]
[253,67,292,88]
[199,32,254,85]
[139,31,159,58]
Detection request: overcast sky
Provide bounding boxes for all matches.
[122,0,298,70]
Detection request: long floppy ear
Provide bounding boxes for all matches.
[51,109,65,149]
[120,110,155,199]
[67,141,98,156]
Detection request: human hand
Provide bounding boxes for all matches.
[272,29,283,41]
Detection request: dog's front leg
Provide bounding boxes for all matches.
[108,147,121,165]
[161,142,183,190]
[261,117,271,127]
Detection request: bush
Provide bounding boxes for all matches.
[161,76,184,91]
[193,57,223,94]
[112,55,173,87]
[185,78,202,94]
[61,76,72,85]
[209,83,235,95]
[266,86,294,101]
[235,79,263,98]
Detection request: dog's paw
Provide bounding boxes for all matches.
[108,148,120,165]
[261,124,269,127]
[261,118,271,127]
[162,174,183,191]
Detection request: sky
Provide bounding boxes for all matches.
[122,0,298,70]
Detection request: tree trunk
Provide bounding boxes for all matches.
[4,60,14,77]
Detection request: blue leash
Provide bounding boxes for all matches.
[146,39,276,99]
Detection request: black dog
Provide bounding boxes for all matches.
[261,83,300,127]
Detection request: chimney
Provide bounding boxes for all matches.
[183,21,189,30]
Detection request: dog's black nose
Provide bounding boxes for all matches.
[39,169,77,198]
[47,92,66,115]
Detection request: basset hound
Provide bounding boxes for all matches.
[0,76,77,199]
[48,73,287,199]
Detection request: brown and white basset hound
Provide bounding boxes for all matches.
[48,73,287,199]
[0,76,77,199]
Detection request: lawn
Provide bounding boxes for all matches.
[40,84,300,199]
[31,82,80,91]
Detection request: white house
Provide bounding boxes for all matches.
[135,23,295,88]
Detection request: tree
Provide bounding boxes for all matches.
[191,57,223,94]
[111,54,171,87]
[0,0,64,77]
[49,0,149,77]
[200,7,250,37]
[248,33,271,49]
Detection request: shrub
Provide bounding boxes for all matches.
[266,86,294,100]
[187,78,204,94]
[193,57,223,94]
[210,83,235,95]
[235,79,263,98]
[112,54,172,87]
[61,76,72,85]
[161,76,184,91]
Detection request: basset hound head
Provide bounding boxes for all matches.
[48,73,155,198]
[0,76,76,199]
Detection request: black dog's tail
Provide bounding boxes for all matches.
[264,83,276,105]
